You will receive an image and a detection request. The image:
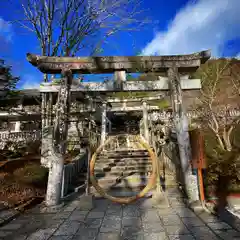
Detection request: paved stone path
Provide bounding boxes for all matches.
[0,189,240,240]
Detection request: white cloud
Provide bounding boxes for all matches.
[21,74,40,89]
[142,0,240,57]
[0,17,13,41]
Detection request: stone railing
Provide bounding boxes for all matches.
[150,110,240,122]
[0,130,41,142]
[61,152,87,197]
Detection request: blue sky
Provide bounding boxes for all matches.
[0,0,239,89]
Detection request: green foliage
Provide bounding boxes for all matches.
[203,126,240,191]
[0,59,20,96]
[13,163,48,186]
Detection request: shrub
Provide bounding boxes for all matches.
[203,126,240,193]
[13,163,48,188]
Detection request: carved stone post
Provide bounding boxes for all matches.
[41,92,51,167]
[168,67,199,203]
[101,102,107,145]
[142,101,149,143]
[86,121,92,195]
[45,69,72,207]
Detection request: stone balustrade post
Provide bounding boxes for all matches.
[14,121,21,132]
[142,101,149,143]
[101,102,107,145]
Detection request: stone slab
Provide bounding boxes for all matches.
[1,188,240,240]
[78,194,94,211]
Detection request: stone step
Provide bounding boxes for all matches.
[92,189,153,198]
[96,157,151,164]
[95,162,152,171]
[100,149,148,154]
[95,168,153,178]
[114,160,152,165]
[77,172,177,186]
[90,182,178,197]
[97,153,149,160]
[95,165,153,173]
[95,161,150,168]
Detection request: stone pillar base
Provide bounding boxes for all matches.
[40,202,64,213]
[78,194,94,211]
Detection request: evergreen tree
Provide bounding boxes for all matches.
[0,59,20,98]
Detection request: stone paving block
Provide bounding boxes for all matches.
[68,211,88,222]
[215,229,240,239]
[53,211,72,220]
[174,209,196,218]
[85,218,102,229]
[0,222,23,230]
[160,215,182,226]
[87,211,105,219]
[207,221,232,230]
[63,204,77,212]
[26,228,56,240]
[0,230,12,237]
[123,208,141,218]
[181,217,205,227]
[93,199,109,211]
[168,235,195,240]
[189,226,220,239]
[73,228,99,239]
[143,232,168,240]
[105,208,122,217]
[42,219,65,229]
[121,226,144,239]
[54,221,83,236]
[107,203,122,210]
[96,232,121,240]
[77,194,94,211]
[137,199,154,210]
[164,224,190,235]
[157,208,174,216]
[100,217,121,233]
[192,234,220,240]
[142,222,165,232]
[71,210,89,216]
[48,236,73,240]
[122,217,141,227]
[11,234,28,240]
[169,201,185,207]
[18,220,44,235]
[198,212,220,223]
[121,235,144,240]
[104,215,121,222]
[141,210,161,222]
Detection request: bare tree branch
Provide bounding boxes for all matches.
[14,0,151,59]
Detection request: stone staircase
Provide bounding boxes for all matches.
[90,148,178,197]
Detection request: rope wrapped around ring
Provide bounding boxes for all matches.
[89,135,157,204]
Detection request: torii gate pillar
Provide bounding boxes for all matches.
[168,67,200,203]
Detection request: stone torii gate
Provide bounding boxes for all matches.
[26,50,211,207]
